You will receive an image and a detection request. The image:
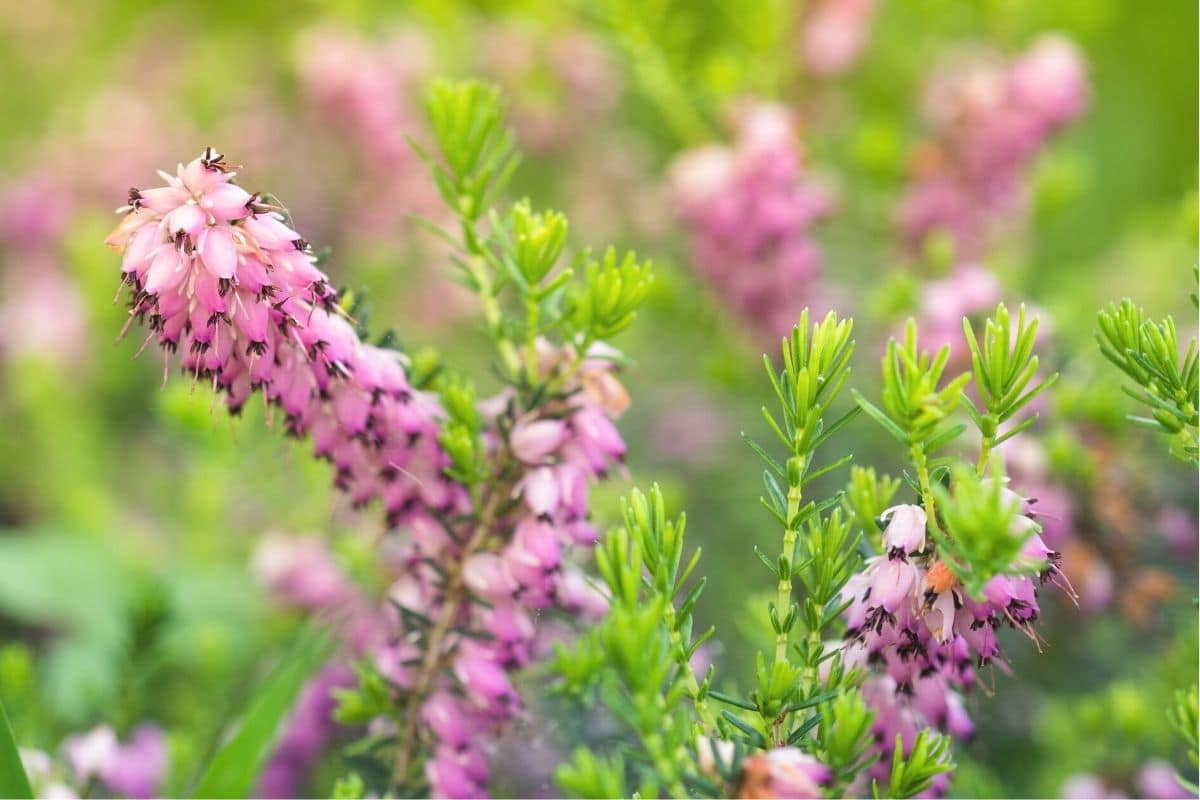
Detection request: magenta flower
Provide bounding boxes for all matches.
[899,36,1090,259]
[670,103,832,341]
[510,417,570,465]
[842,492,1072,785]
[252,534,357,611]
[61,724,170,799]
[107,149,459,528]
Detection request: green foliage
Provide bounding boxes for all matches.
[436,375,487,489]
[748,310,858,684]
[0,698,33,800]
[759,310,857,460]
[877,730,955,799]
[567,249,655,344]
[1171,685,1199,793]
[794,510,861,634]
[331,772,367,800]
[554,485,713,798]
[555,749,629,800]
[509,200,568,286]
[1097,298,1199,462]
[962,303,1058,457]
[0,532,134,722]
[332,665,394,727]
[843,466,900,549]
[854,319,970,449]
[422,79,518,223]
[191,626,331,799]
[815,691,877,793]
[420,79,653,387]
[932,466,1039,598]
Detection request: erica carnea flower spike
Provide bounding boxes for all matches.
[106,80,654,799]
[106,147,458,526]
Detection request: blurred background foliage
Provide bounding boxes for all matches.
[0,0,1195,796]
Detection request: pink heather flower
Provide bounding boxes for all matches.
[422,691,476,750]
[62,726,118,784]
[916,264,1002,365]
[510,417,570,465]
[1009,36,1091,128]
[463,552,517,603]
[803,0,879,76]
[899,36,1090,259]
[881,504,928,554]
[60,724,169,800]
[109,155,637,798]
[100,725,168,800]
[868,554,921,615]
[1135,760,1194,799]
[107,150,458,528]
[252,534,356,611]
[427,744,489,799]
[1157,506,1198,559]
[454,642,521,716]
[295,25,439,238]
[516,466,560,517]
[258,665,355,798]
[843,488,1071,786]
[740,747,831,799]
[556,567,611,619]
[1061,773,1127,799]
[670,102,832,341]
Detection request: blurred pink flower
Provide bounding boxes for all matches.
[803,0,880,76]
[899,35,1090,259]
[671,102,832,341]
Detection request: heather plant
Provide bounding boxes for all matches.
[0,4,1195,800]
[93,80,652,798]
[551,302,1073,798]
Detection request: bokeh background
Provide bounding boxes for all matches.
[0,0,1196,797]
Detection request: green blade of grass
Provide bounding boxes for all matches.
[191,625,332,799]
[0,698,33,799]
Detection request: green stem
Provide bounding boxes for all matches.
[976,413,997,475]
[976,436,993,476]
[774,462,803,665]
[391,456,512,790]
[910,443,944,538]
[460,220,520,375]
[664,603,718,737]
[524,292,540,383]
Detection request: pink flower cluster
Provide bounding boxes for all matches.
[108,152,633,798]
[1062,761,1194,800]
[916,264,1002,364]
[106,150,461,528]
[296,26,439,237]
[405,342,625,797]
[898,35,1090,260]
[19,723,169,799]
[257,664,356,798]
[245,354,626,799]
[670,103,832,341]
[840,499,1071,791]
